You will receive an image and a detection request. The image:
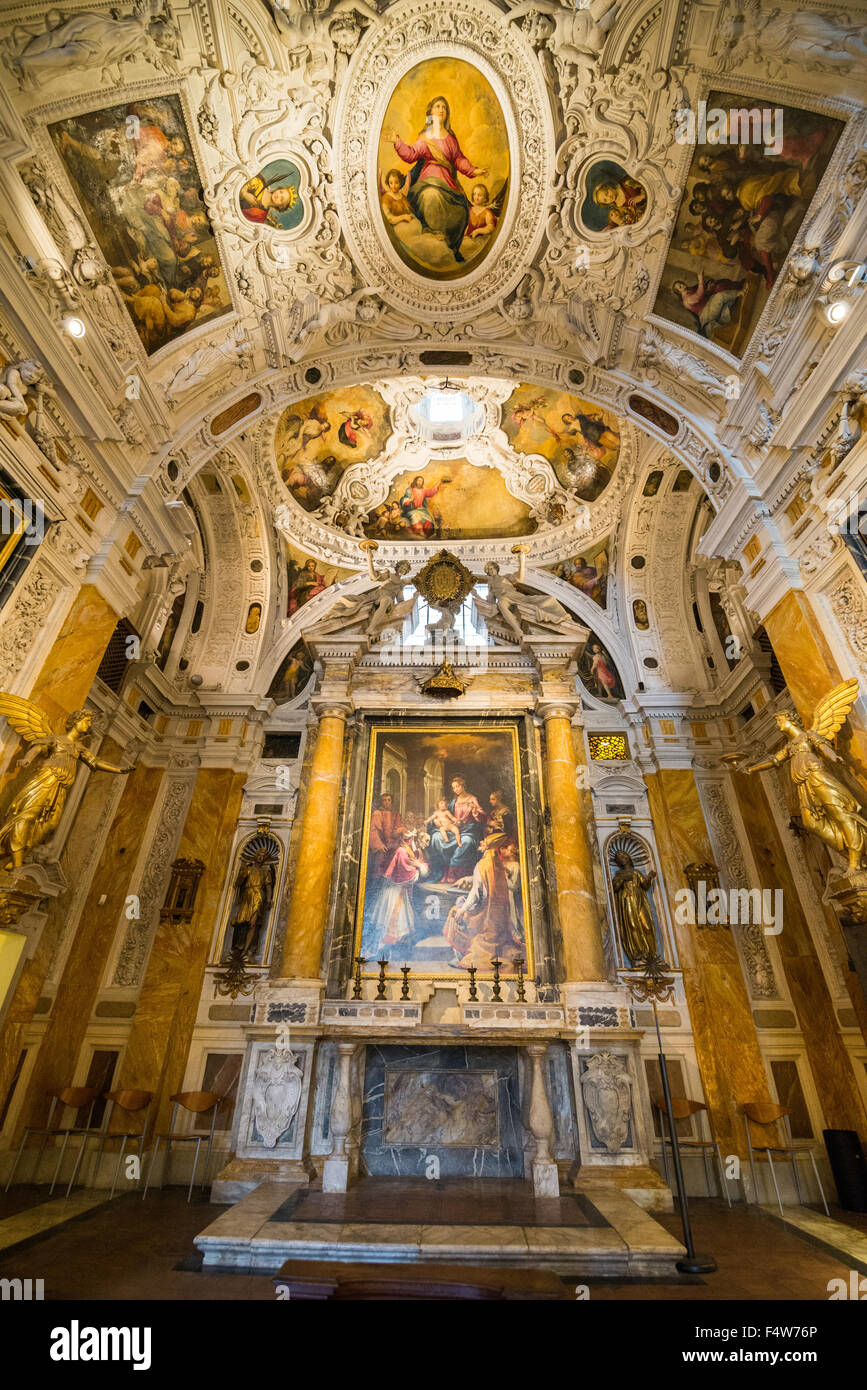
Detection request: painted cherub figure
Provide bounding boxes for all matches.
[428,797,463,848]
[467,183,498,238]
[380,168,414,226]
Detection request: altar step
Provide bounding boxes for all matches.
[194,1178,686,1277]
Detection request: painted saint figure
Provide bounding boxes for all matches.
[382,96,488,264]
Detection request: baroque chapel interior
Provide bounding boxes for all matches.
[0,0,866,1327]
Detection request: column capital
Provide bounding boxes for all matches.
[310,699,353,721]
[536,699,580,724]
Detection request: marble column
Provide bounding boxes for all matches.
[762,590,867,774]
[539,703,607,982]
[19,758,165,1131]
[281,705,349,980]
[117,767,246,1132]
[644,768,772,1180]
[0,585,119,1113]
[731,768,867,1140]
[527,1043,559,1197]
[322,1042,356,1193]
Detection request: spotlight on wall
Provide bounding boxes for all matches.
[62,314,86,338]
[825,300,850,326]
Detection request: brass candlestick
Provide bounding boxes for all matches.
[513,957,526,1002]
[490,957,503,1001]
[352,955,365,1000]
[467,965,478,1001]
[400,964,411,1000]
[376,957,389,1000]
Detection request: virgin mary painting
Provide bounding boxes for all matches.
[379,59,509,280]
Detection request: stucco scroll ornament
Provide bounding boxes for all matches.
[251,1046,304,1148]
[3,2,179,89]
[579,1051,632,1154]
[731,680,867,872]
[717,0,867,75]
[0,699,134,872]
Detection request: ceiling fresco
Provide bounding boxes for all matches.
[502,385,622,502]
[275,386,392,512]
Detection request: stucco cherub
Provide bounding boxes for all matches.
[0,696,134,871]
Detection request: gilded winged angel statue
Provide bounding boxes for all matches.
[739,679,867,872]
[0,696,134,871]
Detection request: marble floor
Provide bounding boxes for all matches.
[0,1184,860,1300]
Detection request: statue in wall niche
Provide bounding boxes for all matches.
[0,698,134,871]
[611,850,658,963]
[580,1051,632,1154]
[736,679,867,873]
[251,1046,303,1148]
[228,843,278,956]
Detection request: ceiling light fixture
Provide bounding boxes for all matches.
[62,314,86,338]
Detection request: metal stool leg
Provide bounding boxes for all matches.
[142,1139,160,1200]
[188,1137,202,1202]
[808,1149,830,1216]
[109,1137,129,1201]
[4,1127,31,1192]
[159,1137,171,1191]
[65,1134,92,1199]
[790,1150,803,1206]
[714,1142,732,1208]
[766,1151,784,1216]
[701,1146,713,1198]
[49,1132,71,1195]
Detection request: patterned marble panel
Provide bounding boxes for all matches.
[361,1044,523,1178]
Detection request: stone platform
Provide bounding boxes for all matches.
[195,1177,685,1276]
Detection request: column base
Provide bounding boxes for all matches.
[210,1155,313,1204]
[532,1159,560,1198]
[322,1155,352,1193]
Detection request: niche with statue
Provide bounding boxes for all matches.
[218,831,283,964]
[605,829,666,969]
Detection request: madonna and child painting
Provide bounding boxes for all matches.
[357,726,532,979]
[378,58,509,280]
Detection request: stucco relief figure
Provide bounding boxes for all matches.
[5,3,178,88]
[229,847,276,955]
[474,562,584,643]
[580,1051,632,1154]
[0,360,54,423]
[610,849,658,964]
[0,697,133,871]
[739,679,867,872]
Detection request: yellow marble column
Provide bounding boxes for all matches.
[540,705,607,982]
[281,705,349,980]
[19,758,164,1129]
[117,768,245,1130]
[0,585,119,1112]
[645,769,772,1166]
[762,590,867,775]
[731,768,867,1139]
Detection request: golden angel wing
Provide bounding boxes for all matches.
[809,678,860,741]
[0,693,54,744]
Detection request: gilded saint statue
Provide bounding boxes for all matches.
[229,846,276,955]
[0,696,134,871]
[738,679,867,872]
[611,849,658,964]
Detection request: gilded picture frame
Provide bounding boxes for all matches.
[354,721,534,981]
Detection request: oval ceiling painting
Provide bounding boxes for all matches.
[378,58,509,281]
[502,385,621,503]
[275,386,391,512]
